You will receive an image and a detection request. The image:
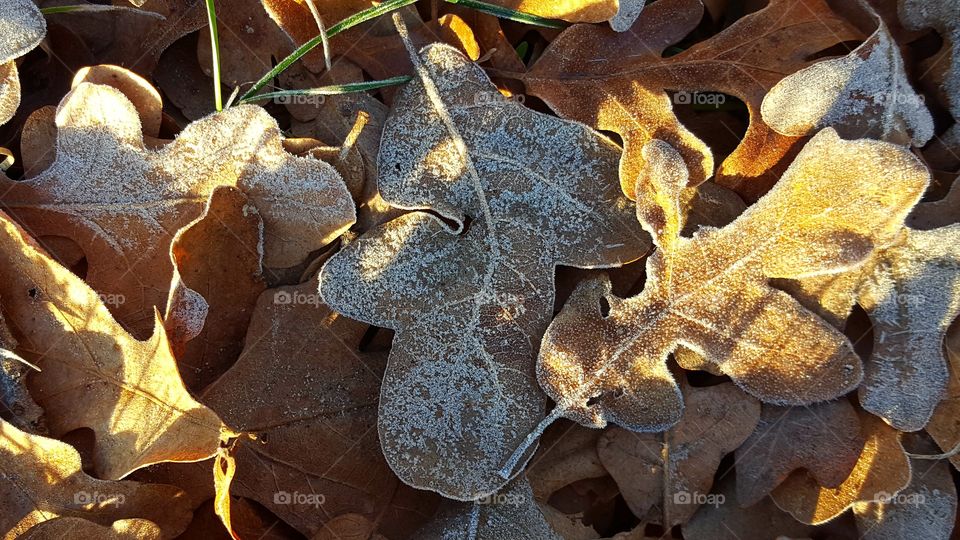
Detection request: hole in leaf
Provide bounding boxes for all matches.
[599,296,611,318]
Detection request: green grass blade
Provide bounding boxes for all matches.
[238,0,418,102]
[443,0,567,29]
[204,0,223,112]
[237,76,412,105]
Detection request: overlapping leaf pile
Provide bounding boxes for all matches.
[1,0,959,539]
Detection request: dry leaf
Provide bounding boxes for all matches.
[761,1,933,146]
[164,186,266,391]
[0,211,224,479]
[0,0,46,124]
[319,41,647,500]
[21,518,161,540]
[927,319,960,470]
[487,0,643,29]
[597,382,759,526]
[899,0,960,124]
[858,225,960,431]
[200,279,437,537]
[526,424,606,501]
[0,81,354,336]
[536,129,927,438]
[0,417,192,539]
[735,401,863,506]
[770,411,912,525]
[525,0,863,199]
[416,478,560,540]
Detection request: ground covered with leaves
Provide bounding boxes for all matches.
[0,0,959,538]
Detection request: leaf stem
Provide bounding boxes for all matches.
[497,406,565,479]
[203,0,223,112]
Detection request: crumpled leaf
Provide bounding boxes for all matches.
[761,1,934,146]
[0,0,46,125]
[525,0,863,199]
[597,381,759,526]
[858,225,960,431]
[852,438,957,539]
[0,81,354,336]
[0,212,224,480]
[770,410,912,525]
[0,417,192,539]
[416,478,560,540]
[200,279,437,537]
[164,186,266,391]
[21,518,161,540]
[536,129,927,436]
[735,400,864,506]
[319,41,647,500]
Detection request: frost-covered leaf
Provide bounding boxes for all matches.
[525,0,863,199]
[770,411,911,525]
[416,478,560,540]
[0,212,224,480]
[0,418,192,539]
[0,0,45,125]
[735,401,863,506]
[164,186,266,391]
[319,42,647,500]
[0,82,354,336]
[535,129,927,437]
[858,225,960,431]
[899,0,960,122]
[201,279,437,538]
[761,2,934,146]
[597,382,759,526]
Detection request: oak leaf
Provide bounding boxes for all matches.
[21,518,161,540]
[524,0,863,199]
[534,129,927,442]
[0,417,192,539]
[318,41,647,500]
[597,381,759,526]
[0,212,224,480]
[0,81,354,336]
[0,0,45,125]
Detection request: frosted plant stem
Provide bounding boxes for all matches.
[466,502,481,539]
[1,348,40,371]
[907,441,960,460]
[497,406,565,479]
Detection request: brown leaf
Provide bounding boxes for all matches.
[200,279,437,537]
[899,0,960,123]
[525,0,863,199]
[536,129,926,435]
[0,212,224,479]
[164,186,266,392]
[318,41,647,499]
[927,319,960,469]
[526,423,607,501]
[858,225,960,431]
[597,382,759,526]
[0,418,192,539]
[21,518,162,540]
[735,400,863,507]
[0,81,354,336]
[770,411,911,525]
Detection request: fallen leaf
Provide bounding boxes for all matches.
[526,423,606,501]
[21,518,161,540]
[761,1,933,146]
[164,186,266,392]
[927,319,960,469]
[0,81,354,336]
[597,381,759,526]
[735,400,863,507]
[525,0,863,199]
[0,211,224,479]
[536,129,927,437]
[200,279,437,537]
[899,0,960,124]
[487,0,643,29]
[0,0,46,124]
[770,410,912,525]
[858,225,960,431]
[0,417,192,539]
[318,40,647,499]
[415,478,560,540]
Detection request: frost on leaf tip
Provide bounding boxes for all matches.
[0,0,45,125]
[319,43,647,500]
[538,128,929,434]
